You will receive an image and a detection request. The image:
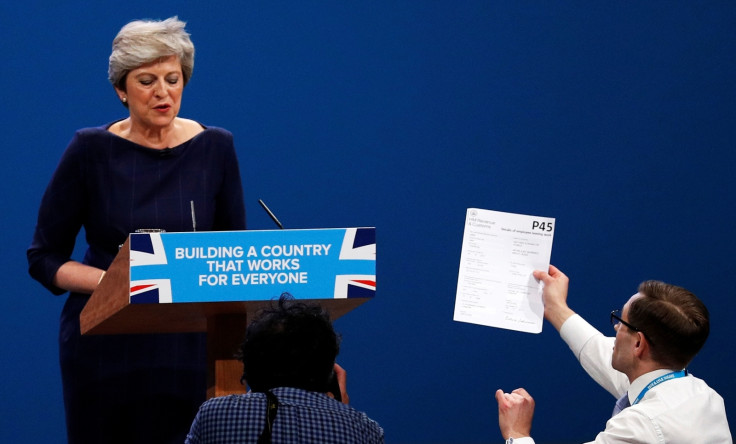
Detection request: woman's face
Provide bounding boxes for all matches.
[117,55,184,130]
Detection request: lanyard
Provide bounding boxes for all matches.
[632,370,688,406]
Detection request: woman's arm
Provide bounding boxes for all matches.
[52,261,106,295]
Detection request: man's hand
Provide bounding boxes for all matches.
[328,363,350,405]
[495,388,535,439]
[533,265,575,331]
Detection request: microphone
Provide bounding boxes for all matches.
[159,147,173,157]
[258,199,284,229]
[190,200,197,232]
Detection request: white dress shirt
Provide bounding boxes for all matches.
[514,314,732,443]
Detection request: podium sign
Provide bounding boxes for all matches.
[80,227,376,398]
[80,227,376,336]
[129,227,376,304]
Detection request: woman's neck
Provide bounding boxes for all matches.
[119,118,180,149]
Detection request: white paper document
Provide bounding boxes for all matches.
[453,208,555,333]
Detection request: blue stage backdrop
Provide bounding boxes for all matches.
[2,2,734,443]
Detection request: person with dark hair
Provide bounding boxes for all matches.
[186,294,384,443]
[495,265,731,443]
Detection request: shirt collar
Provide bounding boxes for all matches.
[627,368,679,404]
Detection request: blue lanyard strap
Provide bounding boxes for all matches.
[632,370,688,405]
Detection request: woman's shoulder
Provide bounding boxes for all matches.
[63,123,118,152]
[172,118,235,148]
[75,122,117,138]
[195,121,234,140]
[190,121,236,149]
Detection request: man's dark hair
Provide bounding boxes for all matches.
[240,293,340,393]
[628,280,710,369]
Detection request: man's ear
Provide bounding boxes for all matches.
[633,332,648,358]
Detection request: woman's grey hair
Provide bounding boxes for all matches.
[108,16,195,91]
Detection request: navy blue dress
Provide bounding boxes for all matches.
[27,123,246,444]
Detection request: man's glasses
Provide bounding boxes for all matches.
[610,309,653,345]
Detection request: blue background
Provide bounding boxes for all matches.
[2,1,734,442]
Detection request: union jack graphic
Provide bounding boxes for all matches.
[130,279,173,304]
[335,228,376,298]
[129,233,168,266]
[129,233,171,303]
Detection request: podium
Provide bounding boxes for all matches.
[80,228,376,398]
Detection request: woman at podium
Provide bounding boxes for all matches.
[27,17,246,444]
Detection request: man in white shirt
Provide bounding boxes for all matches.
[495,265,732,443]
